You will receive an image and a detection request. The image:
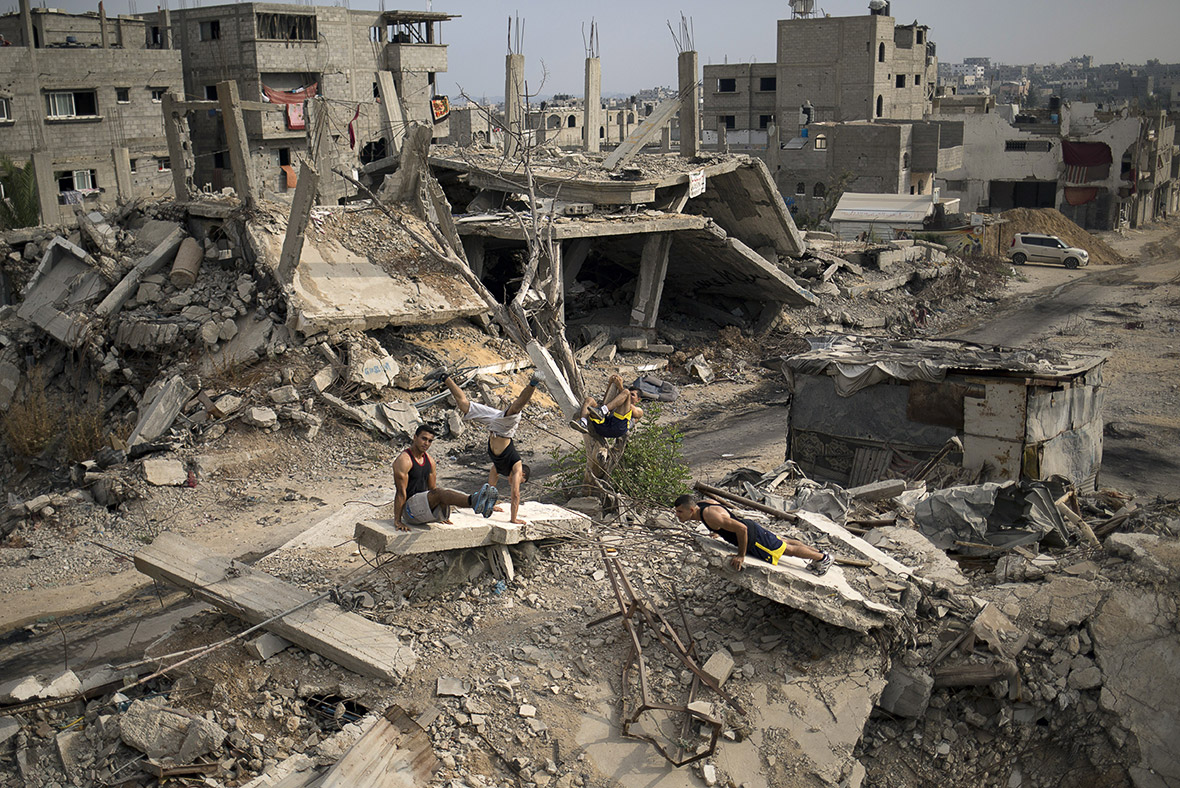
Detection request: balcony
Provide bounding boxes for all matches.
[385,43,447,74]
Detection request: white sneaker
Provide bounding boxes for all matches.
[570,417,589,434]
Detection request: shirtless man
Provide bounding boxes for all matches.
[436,370,540,525]
[673,493,832,575]
[392,425,498,531]
[571,374,643,440]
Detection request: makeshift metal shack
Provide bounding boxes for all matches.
[779,338,1105,489]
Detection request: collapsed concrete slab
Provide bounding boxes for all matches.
[247,218,485,337]
[16,237,109,346]
[134,532,417,682]
[355,501,590,556]
[692,534,903,633]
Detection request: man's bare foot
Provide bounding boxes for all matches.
[511,517,529,525]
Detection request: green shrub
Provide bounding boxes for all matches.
[2,368,60,457]
[546,403,693,508]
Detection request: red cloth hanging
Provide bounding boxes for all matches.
[285,102,305,130]
[347,105,360,150]
[1061,140,1112,167]
[261,82,318,105]
[1064,186,1099,206]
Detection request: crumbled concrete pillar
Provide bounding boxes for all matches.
[99,1,109,48]
[31,151,58,226]
[678,50,700,159]
[18,0,34,49]
[218,80,258,209]
[169,237,202,288]
[376,71,406,157]
[630,233,672,329]
[584,57,601,153]
[504,54,525,158]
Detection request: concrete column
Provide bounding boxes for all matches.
[31,151,58,227]
[217,80,258,209]
[563,238,591,289]
[111,146,132,202]
[504,53,525,158]
[162,7,172,49]
[461,236,486,279]
[99,2,109,48]
[376,71,406,157]
[584,58,601,153]
[678,50,700,159]
[161,92,190,201]
[661,125,672,153]
[630,233,673,329]
[18,0,34,48]
[718,119,729,153]
[117,18,127,47]
[277,163,318,284]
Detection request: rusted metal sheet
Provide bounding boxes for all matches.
[963,380,1027,441]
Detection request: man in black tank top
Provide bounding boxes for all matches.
[673,493,832,575]
[392,425,500,530]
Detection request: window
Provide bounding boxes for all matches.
[878,42,886,62]
[567,115,576,128]
[814,134,827,150]
[720,115,735,130]
[213,151,226,169]
[278,148,291,166]
[116,88,130,103]
[903,152,910,168]
[917,30,925,44]
[199,20,220,40]
[915,74,921,85]
[896,74,906,88]
[256,12,317,42]
[0,97,10,122]
[57,169,96,193]
[944,179,967,191]
[759,114,773,130]
[46,90,98,118]
[151,88,166,103]
[876,95,883,117]
[157,157,171,172]
[205,84,219,101]
[1005,139,1052,152]
[813,182,827,197]
[795,182,806,195]
[717,78,736,93]
[759,76,776,92]
[129,158,137,173]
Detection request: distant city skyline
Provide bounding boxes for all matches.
[18,0,1180,99]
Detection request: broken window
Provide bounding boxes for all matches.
[129,158,137,173]
[278,148,291,166]
[915,74,921,85]
[46,90,98,118]
[0,97,10,122]
[199,20,220,41]
[721,115,735,130]
[116,88,130,103]
[56,169,96,193]
[759,114,773,129]
[158,157,171,172]
[717,78,736,93]
[256,13,317,42]
[896,74,906,88]
[1005,140,1052,152]
[814,134,827,150]
[151,88,166,103]
[205,84,219,101]
[760,76,776,91]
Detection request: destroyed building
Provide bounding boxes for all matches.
[779,337,1105,489]
[0,0,185,226]
[148,4,457,204]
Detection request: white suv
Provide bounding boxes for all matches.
[1009,233,1090,268]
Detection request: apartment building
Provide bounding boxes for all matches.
[0,0,184,225]
[156,3,455,204]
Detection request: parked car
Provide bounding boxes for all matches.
[1009,233,1090,268]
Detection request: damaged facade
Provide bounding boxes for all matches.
[0,0,185,226]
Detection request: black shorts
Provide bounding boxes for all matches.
[489,438,522,476]
[591,413,630,439]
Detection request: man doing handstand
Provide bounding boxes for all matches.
[435,369,540,525]
[392,425,498,531]
[673,493,832,575]
[571,374,643,440]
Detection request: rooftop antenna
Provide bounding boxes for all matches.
[789,0,818,19]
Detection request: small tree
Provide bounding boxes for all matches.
[0,156,40,231]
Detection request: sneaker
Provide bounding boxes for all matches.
[569,417,589,434]
[471,483,491,515]
[808,552,833,576]
[424,365,450,383]
[597,405,612,419]
[479,484,499,517]
[529,370,546,387]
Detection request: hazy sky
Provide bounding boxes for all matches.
[27,0,1180,97]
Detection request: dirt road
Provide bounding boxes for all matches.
[951,219,1180,497]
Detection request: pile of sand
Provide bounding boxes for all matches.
[992,208,1126,265]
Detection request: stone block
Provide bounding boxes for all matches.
[213,394,243,416]
[143,459,187,486]
[877,664,934,718]
[846,479,906,501]
[619,337,648,352]
[436,677,468,697]
[702,649,735,687]
[119,699,227,763]
[269,385,299,404]
[311,366,337,395]
[593,344,617,362]
[242,406,278,429]
[247,632,292,661]
[646,343,674,354]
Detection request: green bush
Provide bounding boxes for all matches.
[545,403,693,508]
[2,368,60,457]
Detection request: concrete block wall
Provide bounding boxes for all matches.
[703,63,778,135]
